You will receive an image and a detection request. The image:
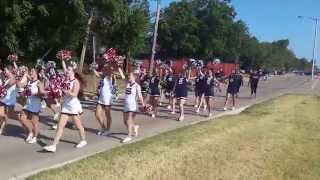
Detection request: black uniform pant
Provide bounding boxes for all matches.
[251,81,258,95]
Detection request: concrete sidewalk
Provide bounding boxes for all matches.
[0,75,316,180]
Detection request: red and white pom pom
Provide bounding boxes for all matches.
[0,85,7,98]
[143,104,153,113]
[22,86,32,97]
[102,48,124,67]
[7,54,18,62]
[56,50,72,61]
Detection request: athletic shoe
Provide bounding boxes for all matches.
[151,114,156,118]
[121,136,132,143]
[41,101,47,109]
[97,129,106,136]
[51,124,58,130]
[171,111,176,114]
[208,113,212,117]
[43,145,57,152]
[27,137,37,144]
[178,116,184,121]
[167,105,171,110]
[223,107,227,111]
[53,113,60,121]
[196,108,200,113]
[133,125,139,137]
[232,107,236,111]
[26,133,33,142]
[159,102,162,106]
[76,140,87,148]
[194,105,198,108]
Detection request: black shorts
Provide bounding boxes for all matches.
[227,86,238,95]
[204,90,214,97]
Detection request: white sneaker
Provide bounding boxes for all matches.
[167,105,171,110]
[232,107,236,111]
[208,113,212,117]
[159,102,162,106]
[121,136,132,143]
[196,108,200,113]
[51,124,58,130]
[43,144,57,152]
[223,107,227,111]
[97,129,106,136]
[171,111,176,114]
[151,114,156,118]
[41,101,47,109]
[178,116,184,121]
[133,125,139,137]
[53,113,60,121]
[194,105,198,108]
[26,133,33,142]
[27,137,37,144]
[75,140,87,148]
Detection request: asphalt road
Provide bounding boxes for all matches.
[0,74,317,180]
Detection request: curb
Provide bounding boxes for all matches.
[11,92,287,180]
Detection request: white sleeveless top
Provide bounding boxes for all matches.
[61,79,83,115]
[124,81,140,112]
[98,76,113,105]
[24,80,42,113]
[0,79,17,106]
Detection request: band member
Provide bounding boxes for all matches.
[43,60,87,152]
[235,69,243,98]
[122,71,145,143]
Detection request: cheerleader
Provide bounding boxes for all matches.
[203,70,219,117]
[234,69,243,98]
[164,68,175,110]
[223,70,238,111]
[19,68,47,144]
[43,60,87,152]
[194,68,206,113]
[139,68,149,98]
[172,69,190,121]
[94,65,124,136]
[122,71,145,143]
[148,69,161,118]
[0,66,17,135]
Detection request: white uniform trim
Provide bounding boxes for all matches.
[24,80,42,113]
[0,79,17,106]
[61,79,83,115]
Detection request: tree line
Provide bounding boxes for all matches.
[0,0,312,72]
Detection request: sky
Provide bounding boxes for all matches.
[150,0,320,64]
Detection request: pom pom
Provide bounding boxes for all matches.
[7,54,18,62]
[0,85,7,98]
[22,85,32,97]
[56,50,72,61]
[102,48,124,68]
[142,104,153,113]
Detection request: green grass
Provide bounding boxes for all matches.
[28,95,320,180]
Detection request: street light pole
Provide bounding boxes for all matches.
[298,16,320,80]
[149,0,161,76]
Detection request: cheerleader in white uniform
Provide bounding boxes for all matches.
[43,60,87,152]
[94,65,125,136]
[122,71,145,143]
[19,68,46,144]
[0,66,17,135]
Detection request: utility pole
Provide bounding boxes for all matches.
[149,0,161,76]
[298,16,320,80]
[79,10,94,73]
